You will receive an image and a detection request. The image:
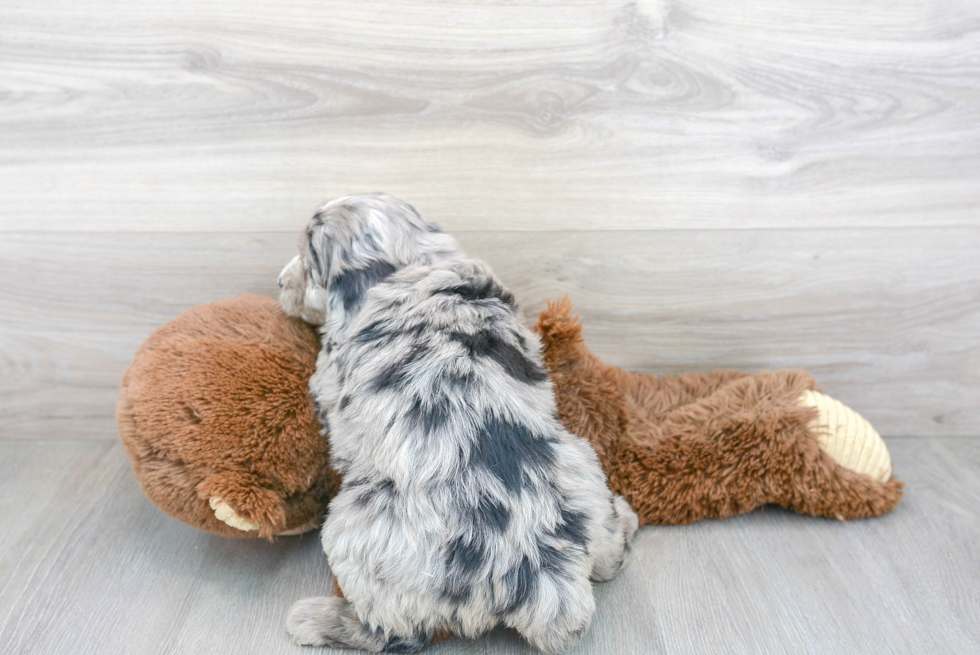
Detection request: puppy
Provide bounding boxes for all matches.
[279,193,638,653]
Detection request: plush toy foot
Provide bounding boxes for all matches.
[209,497,260,533]
[801,390,892,482]
[275,517,322,536]
[208,496,321,536]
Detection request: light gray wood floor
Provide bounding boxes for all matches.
[1,438,978,654]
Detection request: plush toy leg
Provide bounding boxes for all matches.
[607,373,904,523]
[276,518,322,536]
[535,298,903,525]
[800,389,892,482]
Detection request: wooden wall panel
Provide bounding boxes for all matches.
[2,0,978,232]
[1,0,977,440]
[1,229,976,439]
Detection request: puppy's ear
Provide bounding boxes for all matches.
[326,259,397,339]
[305,224,330,286]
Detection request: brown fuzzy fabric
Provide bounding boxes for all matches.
[117,295,901,539]
[117,295,338,539]
[534,297,904,525]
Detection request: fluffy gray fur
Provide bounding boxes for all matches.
[279,193,638,654]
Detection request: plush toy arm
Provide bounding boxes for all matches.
[196,471,289,540]
[209,497,261,532]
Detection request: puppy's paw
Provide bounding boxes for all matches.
[590,495,640,582]
[614,495,639,542]
[287,596,366,648]
[287,596,331,646]
[209,497,260,533]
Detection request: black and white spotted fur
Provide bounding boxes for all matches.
[279,193,638,654]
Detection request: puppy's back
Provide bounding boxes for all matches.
[322,259,619,651]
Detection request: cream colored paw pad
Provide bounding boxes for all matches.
[801,390,892,483]
[209,497,260,532]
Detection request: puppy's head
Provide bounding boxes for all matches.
[278,193,463,336]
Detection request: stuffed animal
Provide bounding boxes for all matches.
[536,298,903,524]
[116,295,902,538]
[116,295,336,539]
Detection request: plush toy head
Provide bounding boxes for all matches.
[116,296,338,539]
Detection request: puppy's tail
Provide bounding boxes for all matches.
[286,596,431,653]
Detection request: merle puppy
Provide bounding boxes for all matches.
[279,193,638,654]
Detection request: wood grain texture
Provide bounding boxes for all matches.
[1,0,979,232]
[0,438,977,654]
[2,228,977,439]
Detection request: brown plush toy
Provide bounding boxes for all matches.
[117,295,901,539]
[536,298,903,524]
[117,296,336,539]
